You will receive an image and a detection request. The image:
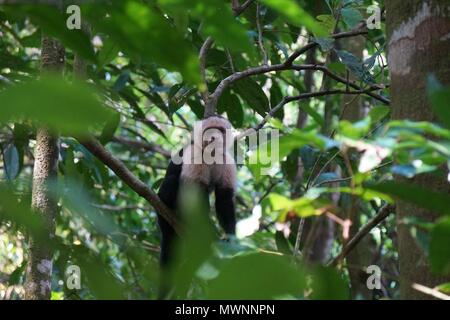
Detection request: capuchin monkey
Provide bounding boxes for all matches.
[156,115,237,295]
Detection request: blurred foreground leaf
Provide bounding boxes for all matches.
[207,253,305,299]
[0,76,111,135]
[366,181,450,216]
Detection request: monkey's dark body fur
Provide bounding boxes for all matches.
[157,155,236,267]
[157,116,237,273]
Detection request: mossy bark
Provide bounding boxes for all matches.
[24,32,64,299]
[386,0,450,299]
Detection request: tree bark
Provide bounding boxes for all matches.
[386,0,450,299]
[339,34,375,299]
[24,32,64,299]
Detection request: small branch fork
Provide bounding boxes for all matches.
[236,86,383,140]
[200,23,382,117]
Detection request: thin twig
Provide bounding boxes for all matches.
[199,36,214,104]
[411,283,450,300]
[328,204,395,267]
[233,0,255,16]
[199,0,255,117]
[256,2,268,65]
[293,218,305,258]
[236,87,384,140]
[112,136,171,158]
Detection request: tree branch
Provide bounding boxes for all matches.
[200,0,255,117]
[233,0,255,16]
[209,25,377,110]
[328,204,395,267]
[111,136,171,158]
[77,137,180,233]
[236,87,385,140]
[285,26,368,65]
[199,36,213,107]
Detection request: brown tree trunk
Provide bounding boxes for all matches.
[386,0,450,299]
[24,32,64,299]
[339,35,376,299]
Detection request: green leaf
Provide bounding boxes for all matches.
[0,76,111,135]
[172,185,216,297]
[8,261,27,285]
[316,14,336,34]
[188,98,204,119]
[233,78,269,117]
[261,0,327,37]
[388,120,450,140]
[309,267,350,299]
[112,70,130,92]
[336,50,375,84]
[208,253,306,299]
[5,5,95,62]
[160,0,253,54]
[99,111,121,144]
[429,217,450,275]
[2,143,20,181]
[341,7,363,29]
[270,81,284,120]
[328,61,346,74]
[301,104,325,127]
[366,181,450,216]
[86,1,199,84]
[97,37,119,67]
[436,282,450,294]
[0,187,46,239]
[427,75,450,129]
[368,105,390,124]
[20,30,41,48]
[338,118,371,139]
[226,94,244,128]
[314,37,335,52]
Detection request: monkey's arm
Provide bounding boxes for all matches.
[215,186,236,235]
[157,155,183,267]
[157,159,182,210]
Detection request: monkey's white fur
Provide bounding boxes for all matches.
[181,116,236,190]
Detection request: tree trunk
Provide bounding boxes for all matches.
[24,33,64,299]
[339,35,376,299]
[386,0,450,299]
